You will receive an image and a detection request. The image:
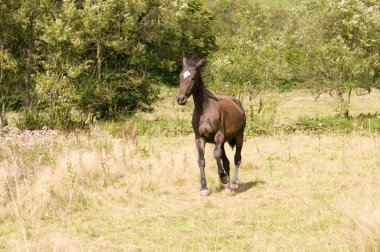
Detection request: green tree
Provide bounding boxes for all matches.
[295,0,380,116]
[74,0,215,121]
[0,0,19,126]
[127,0,216,84]
[206,0,293,100]
[15,0,43,110]
[0,0,217,129]
[32,0,89,128]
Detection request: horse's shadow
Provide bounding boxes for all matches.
[235,180,265,194]
[215,180,265,194]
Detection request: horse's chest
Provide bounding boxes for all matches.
[198,117,217,140]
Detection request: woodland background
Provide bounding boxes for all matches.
[0,0,379,129]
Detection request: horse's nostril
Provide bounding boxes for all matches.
[177,95,187,105]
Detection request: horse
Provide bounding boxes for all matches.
[176,57,246,196]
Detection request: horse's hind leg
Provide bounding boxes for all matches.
[214,132,229,184]
[231,132,243,189]
[221,145,230,182]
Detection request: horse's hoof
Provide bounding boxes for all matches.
[200,189,210,196]
[220,174,230,184]
[231,182,238,189]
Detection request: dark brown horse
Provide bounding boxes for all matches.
[176,58,246,196]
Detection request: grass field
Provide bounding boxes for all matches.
[1,89,380,251]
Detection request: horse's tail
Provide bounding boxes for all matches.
[228,139,236,150]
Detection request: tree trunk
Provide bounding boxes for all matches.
[96,40,102,86]
[0,96,7,127]
[337,90,349,118]
[90,41,102,126]
[0,41,8,127]
[347,88,352,104]
[258,98,264,114]
[24,17,35,110]
[343,108,349,118]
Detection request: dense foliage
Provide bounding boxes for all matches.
[294,0,380,116]
[0,0,215,128]
[0,0,379,129]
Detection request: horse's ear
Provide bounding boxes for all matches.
[195,58,206,69]
[182,57,188,67]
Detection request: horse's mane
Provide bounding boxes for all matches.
[206,89,220,101]
[186,58,220,101]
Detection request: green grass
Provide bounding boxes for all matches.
[257,0,299,9]
[292,115,380,134]
[100,88,380,137]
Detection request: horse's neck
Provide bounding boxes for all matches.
[193,77,212,115]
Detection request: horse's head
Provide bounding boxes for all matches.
[176,57,206,105]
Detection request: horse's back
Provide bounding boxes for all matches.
[219,96,245,119]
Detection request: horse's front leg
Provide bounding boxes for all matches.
[231,132,244,189]
[214,131,229,184]
[195,137,209,196]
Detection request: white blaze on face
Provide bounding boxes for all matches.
[183,70,191,79]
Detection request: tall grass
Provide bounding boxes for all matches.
[1,89,380,250]
[0,126,379,250]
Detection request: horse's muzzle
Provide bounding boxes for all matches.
[176,95,187,105]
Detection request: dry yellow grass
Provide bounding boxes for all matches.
[0,126,379,251]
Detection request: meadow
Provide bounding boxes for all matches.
[0,89,380,251]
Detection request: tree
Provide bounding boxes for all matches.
[0,0,23,126]
[206,0,293,100]
[0,0,217,128]
[32,0,89,127]
[15,0,44,110]
[74,0,215,121]
[295,0,380,116]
